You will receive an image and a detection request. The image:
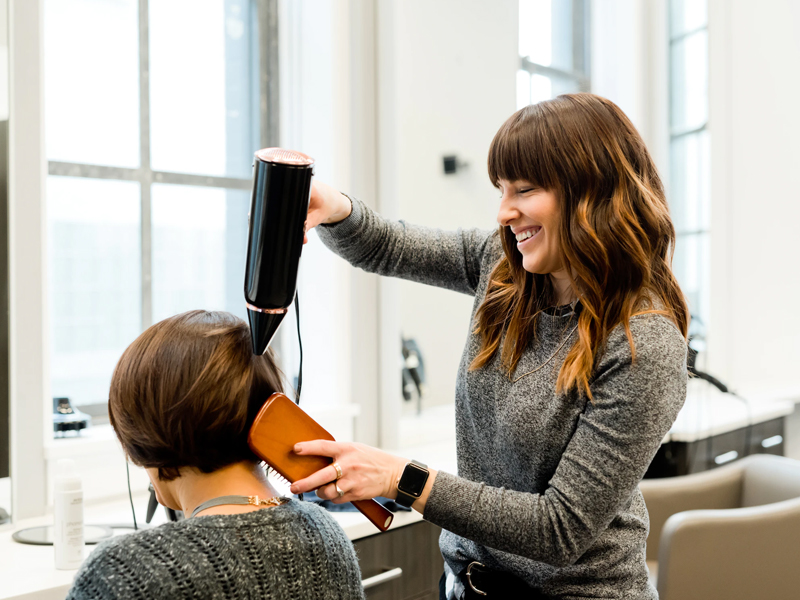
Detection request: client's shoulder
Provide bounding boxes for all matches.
[65,521,185,599]
[80,518,188,566]
[66,500,363,600]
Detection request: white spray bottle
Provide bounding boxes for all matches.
[54,458,84,569]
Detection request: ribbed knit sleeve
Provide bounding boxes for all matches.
[423,314,687,568]
[316,197,497,297]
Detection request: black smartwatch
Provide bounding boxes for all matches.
[395,460,429,508]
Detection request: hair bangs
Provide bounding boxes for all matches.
[488,103,561,191]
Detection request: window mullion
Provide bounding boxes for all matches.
[572,0,589,88]
[258,0,280,148]
[48,161,251,190]
[520,57,589,90]
[139,0,153,330]
[669,25,708,45]
[152,171,252,189]
[48,162,142,181]
[670,122,708,141]
[667,0,710,334]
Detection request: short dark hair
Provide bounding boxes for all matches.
[109,310,284,480]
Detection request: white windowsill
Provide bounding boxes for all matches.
[43,403,362,461]
[40,404,362,507]
[44,425,120,461]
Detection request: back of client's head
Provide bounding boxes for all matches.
[109,310,283,481]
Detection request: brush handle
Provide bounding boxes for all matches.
[248,393,396,532]
[352,499,394,532]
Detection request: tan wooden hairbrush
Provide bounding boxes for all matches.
[248,392,394,532]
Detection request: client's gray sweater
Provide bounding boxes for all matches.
[318,199,687,599]
[66,499,364,600]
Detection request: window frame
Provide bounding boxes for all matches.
[46,0,280,417]
[8,0,300,522]
[667,0,710,347]
[518,0,592,100]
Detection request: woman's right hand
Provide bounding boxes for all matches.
[304,181,352,244]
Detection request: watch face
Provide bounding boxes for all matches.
[398,463,428,496]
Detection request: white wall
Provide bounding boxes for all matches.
[278,0,355,430]
[377,0,518,412]
[591,0,669,173]
[278,0,397,445]
[707,0,800,394]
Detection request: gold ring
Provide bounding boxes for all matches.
[332,462,343,480]
[335,484,345,498]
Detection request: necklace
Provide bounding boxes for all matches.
[191,494,288,518]
[509,303,580,383]
[510,325,578,383]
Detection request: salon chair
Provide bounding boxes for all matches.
[640,454,800,600]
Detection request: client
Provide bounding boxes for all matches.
[67,310,365,600]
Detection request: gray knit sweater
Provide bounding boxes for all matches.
[318,199,687,599]
[66,499,365,600]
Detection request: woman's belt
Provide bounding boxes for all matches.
[456,561,542,599]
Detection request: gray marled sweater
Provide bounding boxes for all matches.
[318,198,687,599]
[66,499,364,600]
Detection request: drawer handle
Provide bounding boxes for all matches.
[362,567,403,589]
[714,450,739,465]
[761,435,783,448]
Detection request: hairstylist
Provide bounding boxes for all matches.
[290,93,690,600]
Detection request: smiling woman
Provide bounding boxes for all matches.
[297,93,690,599]
[476,94,688,400]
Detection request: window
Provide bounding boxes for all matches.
[517,0,590,109]
[44,0,275,412]
[668,0,710,343]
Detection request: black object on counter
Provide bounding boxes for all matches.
[53,397,91,435]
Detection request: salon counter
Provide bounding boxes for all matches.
[0,498,426,600]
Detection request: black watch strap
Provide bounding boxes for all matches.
[395,460,429,508]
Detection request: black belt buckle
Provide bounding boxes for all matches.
[465,561,488,596]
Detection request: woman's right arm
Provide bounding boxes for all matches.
[307,181,496,296]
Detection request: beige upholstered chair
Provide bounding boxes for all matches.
[640,454,800,600]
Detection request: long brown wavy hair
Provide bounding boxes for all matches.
[472,93,689,399]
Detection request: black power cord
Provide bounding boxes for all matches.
[294,292,304,501]
[126,460,138,531]
[295,292,303,404]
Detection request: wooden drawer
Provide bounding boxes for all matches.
[355,520,443,600]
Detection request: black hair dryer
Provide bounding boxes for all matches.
[245,148,315,355]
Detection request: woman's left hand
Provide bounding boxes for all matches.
[289,440,408,503]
